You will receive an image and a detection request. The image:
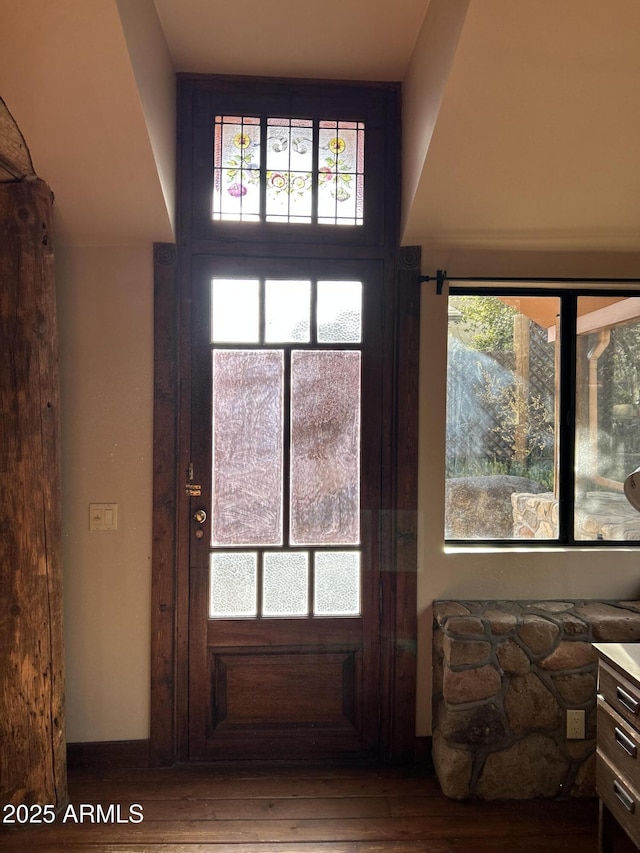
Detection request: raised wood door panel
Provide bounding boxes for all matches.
[188,563,378,760]
[207,645,360,755]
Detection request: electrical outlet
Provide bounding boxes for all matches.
[566,709,585,739]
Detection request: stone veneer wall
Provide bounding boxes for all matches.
[433,599,640,800]
[512,491,640,540]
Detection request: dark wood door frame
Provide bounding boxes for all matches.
[149,242,420,767]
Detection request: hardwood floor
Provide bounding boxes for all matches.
[1,764,598,852]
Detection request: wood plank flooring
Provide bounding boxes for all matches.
[0,764,599,852]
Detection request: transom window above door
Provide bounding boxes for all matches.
[181,75,398,246]
[213,116,365,225]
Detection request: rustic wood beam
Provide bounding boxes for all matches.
[0,179,67,809]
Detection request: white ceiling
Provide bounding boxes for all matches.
[154,0,430,81]
[1,0,640,255]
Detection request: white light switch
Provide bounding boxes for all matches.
[89,503,118,531]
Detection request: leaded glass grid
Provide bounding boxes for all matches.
[212,116,365,226]
[266,118,314,223]
[318,121,365,226]
[213,116,261,221]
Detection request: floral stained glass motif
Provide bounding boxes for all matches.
[318,121,364,226]
[213,116,261,221]
[212,116,365,225]
[266,119,313,223]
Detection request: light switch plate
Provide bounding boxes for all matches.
[89,503,118,531]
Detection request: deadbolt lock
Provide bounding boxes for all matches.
[193,509,207,524]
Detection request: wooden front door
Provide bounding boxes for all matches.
[186,256,384,761]
[149,76,418,768]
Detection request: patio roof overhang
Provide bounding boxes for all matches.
[497,295,640,340]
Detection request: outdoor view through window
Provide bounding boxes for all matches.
[446,293,640,542]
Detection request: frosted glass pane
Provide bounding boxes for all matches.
[265,280,311,342]
[211,278,259,343]
[262,552,309,617]
[266,118,313,223]
[317,121,364,226]
[317,281,362,343]
[213,116,261,221]
[212,350,283,545]
[290,351,361,545]
[314,552,360,616]
[210,552,257,617]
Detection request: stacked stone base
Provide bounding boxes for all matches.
[512,491,640,540]
[433,599,640,799]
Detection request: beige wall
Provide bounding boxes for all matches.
[56,244,153,743]
[401,0,468,239]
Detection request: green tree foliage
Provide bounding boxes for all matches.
[447,294,555,489]
[451,295,517,351]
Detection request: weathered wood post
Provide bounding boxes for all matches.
[0,100,67,809]
[513,312,530,464]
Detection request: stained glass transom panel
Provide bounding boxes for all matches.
[212,350,284,546]
[212,116,364,225]
[213,116,261,221]
[314,552,361,616]
[318,121,365,226]
[266,119,313,223]
[290,351,361,545]
[209,552,258,617]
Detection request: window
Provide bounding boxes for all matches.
[209,275,363,617]
[213,116,365,225]
[183,75,395,247]
[446,289,640,544]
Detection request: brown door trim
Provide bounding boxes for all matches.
[149,242,179,767]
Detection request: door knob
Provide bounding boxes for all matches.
[193,509,207,524]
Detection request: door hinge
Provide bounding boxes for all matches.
[379,576,384,617]
[185,462,202,497]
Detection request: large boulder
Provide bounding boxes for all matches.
[445,475,545,538]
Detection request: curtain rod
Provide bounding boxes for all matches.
[420,270,640,295]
